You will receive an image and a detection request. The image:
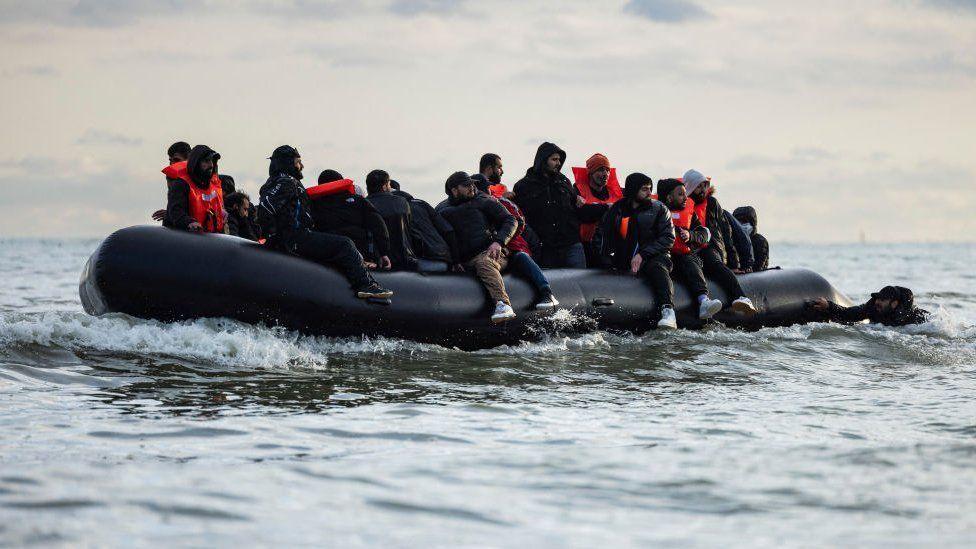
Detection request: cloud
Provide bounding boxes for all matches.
[622,0,711,23]
[726,148,838,171]
[2,65,59,77]
[0,0,202,27]
[388,0,467,17]
[76,130,143,147]
[921,0,976,13]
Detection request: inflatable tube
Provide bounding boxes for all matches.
[80,226,852,350]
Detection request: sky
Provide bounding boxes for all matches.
[0,0,974,241]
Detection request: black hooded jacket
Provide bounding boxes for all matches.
[809,287,929,327]
[436,194,517,263]
[394,190,459,263]
[258,173,313,248]
[165,145,220,231]
[592,174,675,270]
[733,206,769,271]
[367,191,417,270]
[694,193,738,268]
[310,190,391,260]
[512,142,581,249]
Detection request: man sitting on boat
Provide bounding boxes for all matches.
[366,170,419,271]
[307,169,392,270]
[162,144,225,234]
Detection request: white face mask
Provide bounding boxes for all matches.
[741,223,754,235]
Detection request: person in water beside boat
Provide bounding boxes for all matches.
[365,170,419,271]
[806,286,928,327]
[437,171,520,322]
[513,142,587,269]
[574,153,623,267]
[594,173,679,329]
[657,177,757,319]
[163,144,226,234]
[471,171,559,310]
[257,145,393,299]
[733,206,769,271]
[308,169,392,270]
[153,141,192,224]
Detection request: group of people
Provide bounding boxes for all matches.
[158,140,926,328]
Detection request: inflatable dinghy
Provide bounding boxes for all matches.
[80,226,852,349]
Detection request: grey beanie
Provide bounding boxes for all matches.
[683,169,707,196]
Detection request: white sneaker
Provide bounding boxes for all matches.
[698,297,723,319]
[731,296,757,316]
[491,301,516,323]
[535,290,559,310]
[657,306,677,330]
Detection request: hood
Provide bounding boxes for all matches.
[732,206,758,232]
[392,189,414,201]
[187,145,220,187]
[623,172,653,201]
[530,141,567,176]
[268,145,302,180]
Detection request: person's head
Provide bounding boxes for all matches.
[167,141,191,164]
[187,145,220,185]
[624,173,654,206]
[586,153,611,188]
[219,174,236,195]
[225,191,251,217]
[471,173,492,195]
[683,169,710,203]
[389,180,401,191]
[269,145,302,179]
[366,169,390,195]
[871,286,913,315]
[657,178,686,210]
[733,206,758,235]
[533,142,566,176]
[318,169,343,184]
[479,153,503,184]
[446,171,477,200]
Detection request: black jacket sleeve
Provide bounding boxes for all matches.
[430,207,460,263]
[484,199,517,246]
[826,302,870,323]
[361,200,391,257]
[639,204,675,259]
[577,202,610,223]
[725,210,754,270]
[712,198,739,269]
[165,178,196,231]
[752,234,769,270]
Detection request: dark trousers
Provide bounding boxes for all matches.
[509,251,550,293]
[672,252,709,298]
[700,246,745,299]
[290,230,373,290]
[539,242,586,269]
[639,253,674,308]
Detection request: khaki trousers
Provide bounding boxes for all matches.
[464,248,510,304]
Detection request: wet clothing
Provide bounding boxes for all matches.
[367,191,418,270]
[724,210,755,271]
[513,142,584,266]
[808,286,929,327]
[163,145,224,233]
[733,206,769,271]
[393,190,458,264]
[436,194,517,263]
[227,209,260,241]
[310,190,390,262]
[258,171,374,290]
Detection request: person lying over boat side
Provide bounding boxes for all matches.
[806,286,928,327]
[594,173,678,329]
[437,172,519,323]
[257,145,393,300]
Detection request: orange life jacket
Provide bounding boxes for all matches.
[670,199,697,255]
[161,161,225,233]
[572,166,623,243]
[307,178,355,200]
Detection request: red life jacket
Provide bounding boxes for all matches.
[670,199,697,255]
[572,166,623,243]
[161,161,225,233]
[307,178,355,200]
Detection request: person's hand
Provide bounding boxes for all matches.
[630,253,643,275]
[576,195,586,208]
[742,267,753,274]
[450,263,465,273]
[151,209,166,221]
[187,221,203,232]
[732,268,745,275]
[487,242,503,261]
[379,256,392,270]
[808,298,828,311]
[677,228,690,242]
[363,261,378,270]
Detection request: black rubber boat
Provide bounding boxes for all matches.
[80,226,852,349]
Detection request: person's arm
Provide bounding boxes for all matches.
[827,302,870,323]
[688,213,710,247]
[726,211,754,271]
[362,200,391,257]
[427,205,460,262]
[486,200,517,246]
[165,179,197,230]
[640,205,676,259]
[713,199,739,269]
[577,202,610,223]
[753,234,769,270]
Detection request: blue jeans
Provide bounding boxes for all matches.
[508,252,550,292]
[539,242,586,269]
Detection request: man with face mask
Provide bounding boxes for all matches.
[806,286,928,327]
[162,144,226,233]
[573,153,623,266]
[594,173,678,329]
[733,206,769,271]
[257,145,392,300]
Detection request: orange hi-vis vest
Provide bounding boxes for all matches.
[162,161,225,233]
[307,178,355,199]
[670,199,697,255]
[572,166,623,243]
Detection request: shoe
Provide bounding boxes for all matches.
[356,282,393,299]
[698,297,723,319]
[535,289,559,310]
[731,296,757,316]
[657,306,677,329]
[491,301,516,323]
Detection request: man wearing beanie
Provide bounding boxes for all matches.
[512,141,586,268]
[572,153,624,266]
[592,173,678,329]
[257,145,393,300]
[681,169,757,316]
[436,172,520,322]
